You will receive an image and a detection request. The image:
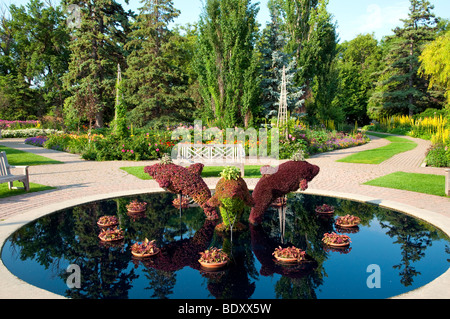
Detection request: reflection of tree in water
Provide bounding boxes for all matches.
[204,231,257,299]
[142,268,176,299]
[377,210,440,287]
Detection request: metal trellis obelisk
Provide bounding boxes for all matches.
[114,63,122,120]
[277,65,288,139]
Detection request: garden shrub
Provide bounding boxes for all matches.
[36,123,368,162]
[426,143,450,167]
[24,136,48,147]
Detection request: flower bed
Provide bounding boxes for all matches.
[21,122,370,162]
[24,136,48,147]
[2,128,62,138]
[0,119,40,130]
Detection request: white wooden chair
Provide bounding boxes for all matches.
[0,151,30,191]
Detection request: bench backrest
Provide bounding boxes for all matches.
[177,144,245,164]
[0,151,11,177]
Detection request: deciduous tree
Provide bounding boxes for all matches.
[194,0,261,128]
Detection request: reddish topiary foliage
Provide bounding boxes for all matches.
[144,163,218,220]
[207,176,254,231]
[207,177,254,208]
[249,161,320,225]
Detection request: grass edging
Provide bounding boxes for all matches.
[364,171,448,197]
[0,145,63,166]
[120,165,264,180]
[336,133,417,164]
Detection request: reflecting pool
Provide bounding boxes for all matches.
[1,192,449,299]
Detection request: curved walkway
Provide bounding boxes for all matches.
[0,134,449,299]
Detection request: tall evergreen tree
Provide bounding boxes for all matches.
[194,0,261,128]
[368,0,444,117]
[258,3,304,119]
[62,0,131,129]
[124,0,192,127]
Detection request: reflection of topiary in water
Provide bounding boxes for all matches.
[207,167,253,232]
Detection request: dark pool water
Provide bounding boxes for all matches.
[1,192,449,299]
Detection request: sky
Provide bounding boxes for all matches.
[2,0,450,43]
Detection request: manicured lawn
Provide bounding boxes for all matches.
[0,181,56,199]
[364,172,447,197]
[120,165,264,180]
[0,145,63,166]
[336,133,417,164]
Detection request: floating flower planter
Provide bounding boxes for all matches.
[126,200,147,213]
[335,214,361,228]
[198,247,229,269]
[270,196,287,207]
[172,196,190,209]
[272,246,307,263]
[131,239,160,258]
[97,215,119,228]
[315,204,335,215]
[98,227,124,242]
[322,232,351,248]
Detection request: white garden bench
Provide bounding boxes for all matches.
[176,143,246,176]
[0,151,30,191]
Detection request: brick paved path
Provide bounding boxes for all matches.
[0,134,448,221]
